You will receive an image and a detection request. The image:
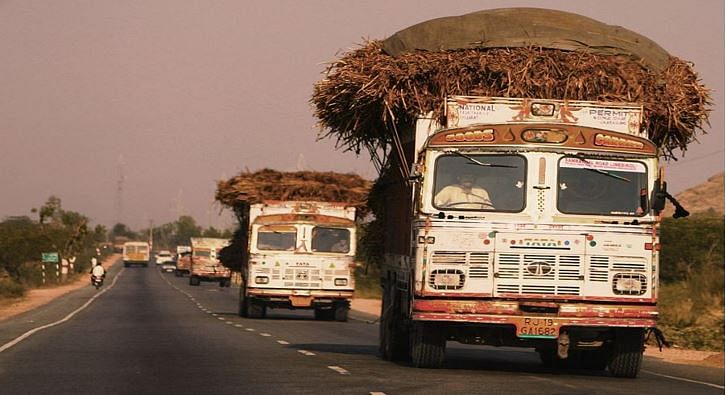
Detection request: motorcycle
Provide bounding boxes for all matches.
[91,274,104,289]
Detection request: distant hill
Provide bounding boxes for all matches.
[663,172,724,217]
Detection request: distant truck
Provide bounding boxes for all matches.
[238,201,356,321]
[122,241,150,267]
[188,237,231,287]
[174,245,192,276]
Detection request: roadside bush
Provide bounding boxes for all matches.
[354,264,382,299]
[658,215,725,351]
[0,279,26,298]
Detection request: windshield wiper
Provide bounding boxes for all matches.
[563,154,631,183]
[448,151,517,168]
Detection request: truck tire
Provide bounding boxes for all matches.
[608,328,644,378]
[174,270,182,277]
[238,287,248,317]
[334,305,349,322]
[581,347,611,371]
[314,308,333,321]
[410,322,446,368]
[247,298,266,319]
[189,276,200,286]
[379,283,409,361]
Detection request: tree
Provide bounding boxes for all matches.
[173,215,201,247]
[202,226,222,238]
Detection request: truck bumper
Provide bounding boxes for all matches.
[191,271,231,280]
[412,299,658,329]
[247,288,354,308]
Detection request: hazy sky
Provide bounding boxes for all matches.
[1,0,723,230]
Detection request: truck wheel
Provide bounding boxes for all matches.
[581,347,612,371]
[379,284,409,361]
[247,298,266,319]
[410,322,446,368]
[334,305,349,322]
[608,328,644,378]
[238,287,248,317]
[189,276,200,286]
[174,270,181,277]
[124,262,129,268]
[314,308,330,321]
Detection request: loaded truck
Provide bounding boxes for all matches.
[122,241,150,267]
[188,237,231,287]
[174,245,192,276]
[378,96,677,377]
[238,201,356,321]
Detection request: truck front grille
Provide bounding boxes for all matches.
[494,253,582,296]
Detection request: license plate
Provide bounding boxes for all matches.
[514,317,560,338]
[290,295,312,307]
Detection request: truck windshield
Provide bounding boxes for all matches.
[194,249,211,258]
[256,225,296,251]
[433,154,526,211]
[312,227,350,253]
[557,157,648,216]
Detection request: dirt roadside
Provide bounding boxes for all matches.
[1,264,720,369]
[0,254,120,323]
[350,298,724,369]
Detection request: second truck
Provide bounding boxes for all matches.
[237,201,356,320]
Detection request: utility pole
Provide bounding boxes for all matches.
[115,154,126,225]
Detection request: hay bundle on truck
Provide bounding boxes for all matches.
[215,169,371,321]
[311,8,710,377]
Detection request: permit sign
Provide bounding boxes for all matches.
[446,96,644,137]
[514,317,560,338]
[41,252,59,263]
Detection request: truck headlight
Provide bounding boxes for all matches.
[612,273,646,295]
[334,278,348,286]
[255,276,269,284]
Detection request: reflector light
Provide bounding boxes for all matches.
[334,278,348,286]
[255,276,269,284]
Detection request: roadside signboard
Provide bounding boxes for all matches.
[41,252,59,263]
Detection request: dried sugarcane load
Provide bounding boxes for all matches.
[215,169,371,321]
[312,8,710,160]
[311,8,703,377]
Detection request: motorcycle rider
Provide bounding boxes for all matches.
[90,257,106,286]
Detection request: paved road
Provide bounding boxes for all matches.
[0,260,722,394]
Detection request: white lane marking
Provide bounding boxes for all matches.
[234,324,244,328]
[277,340,290,345]
[212,313,219,317]
[642,369,725,390]
[225,321,233,325]
[245,328,255,332]
[0,266,124,354]
[328,366,350,375]
[260,333,271,337]
[217,317,225,321]
[298,350,316,356]
[369,392,387,395]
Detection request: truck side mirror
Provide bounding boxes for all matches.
[651,179,667,214]
[408,163,423,182]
